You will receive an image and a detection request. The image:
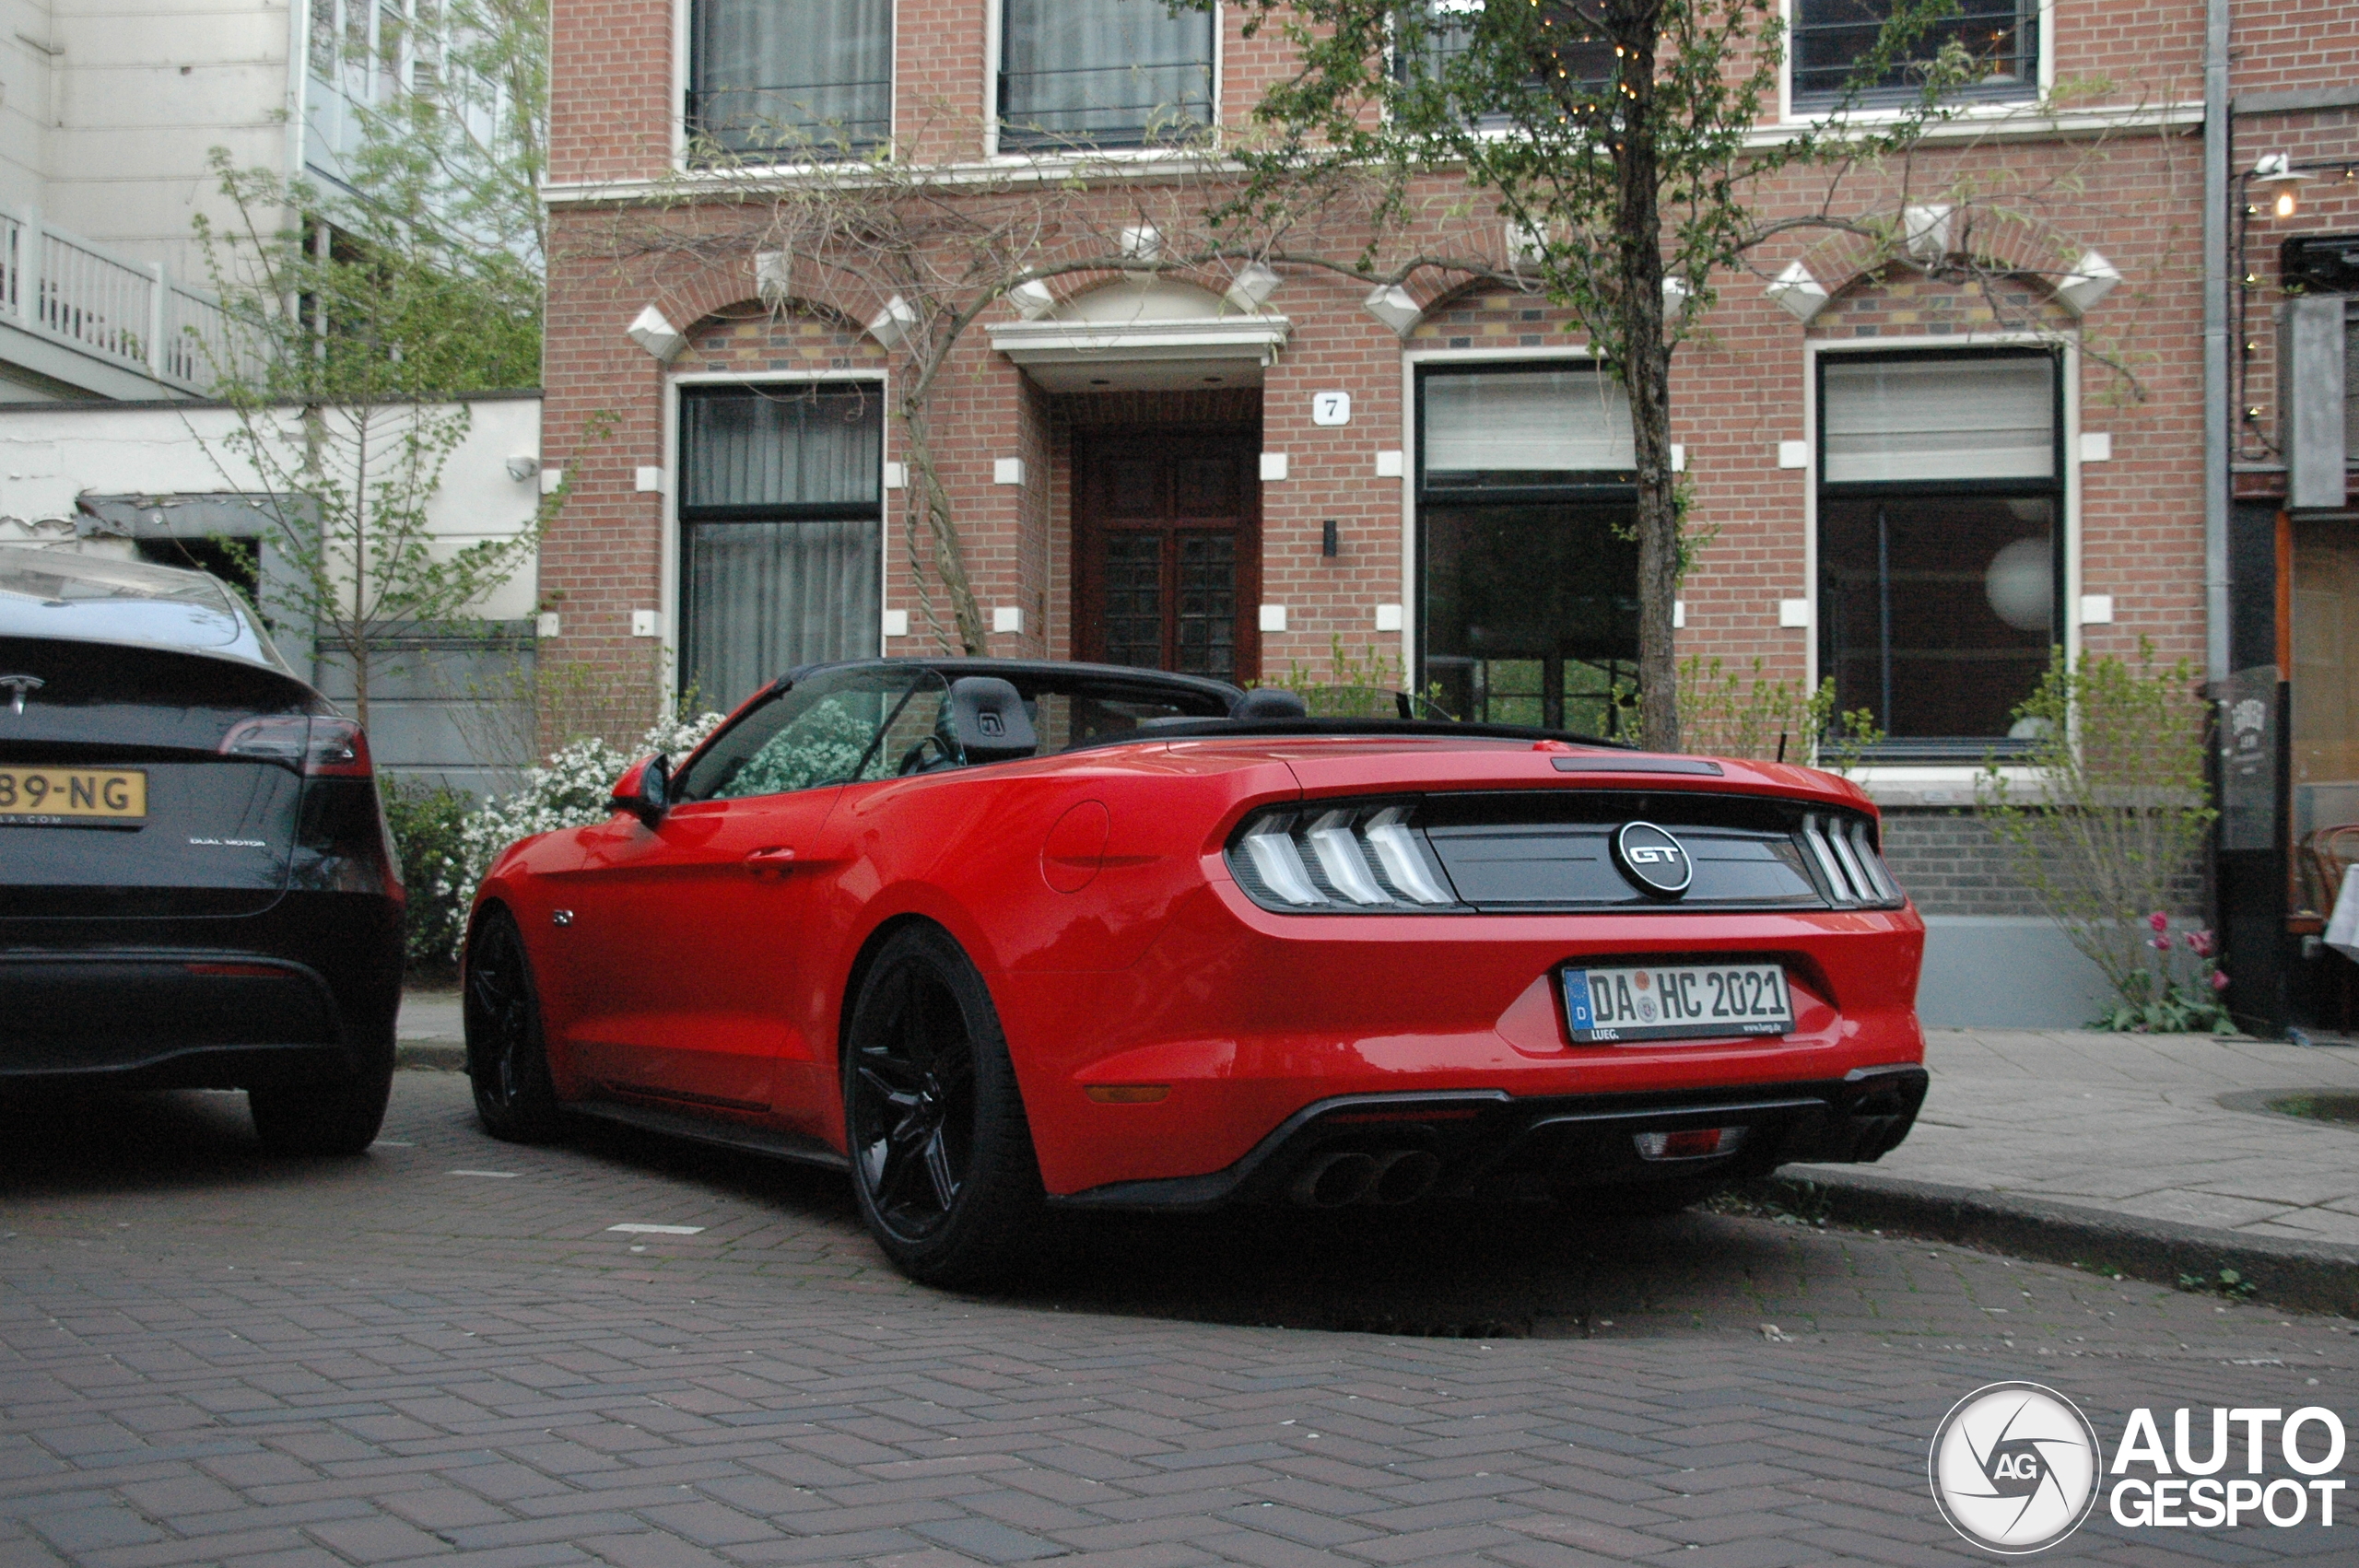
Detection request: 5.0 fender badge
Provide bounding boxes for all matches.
[1613,821,1693,898]
[0,674,41,715]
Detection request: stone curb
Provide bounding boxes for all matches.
[1743,1166,2359,1320]
[395,1040,466,1071]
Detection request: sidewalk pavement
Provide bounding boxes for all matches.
[394,988,462,1061]
[394,988,2359,1305]
[1799,1027,2359,1246]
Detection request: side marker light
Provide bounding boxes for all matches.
[1086,1085,1169,1104]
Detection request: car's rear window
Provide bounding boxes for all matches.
[0,546,287,670]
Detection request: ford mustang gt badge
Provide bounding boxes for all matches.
[1614,820,1693,897]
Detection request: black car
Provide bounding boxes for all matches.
[0,546,404,1153]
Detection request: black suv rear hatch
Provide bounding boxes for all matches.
[0,636,318,919]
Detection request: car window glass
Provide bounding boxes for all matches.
[1027,691,1216,753]
[674,666,952,801]
[870,684,956,777]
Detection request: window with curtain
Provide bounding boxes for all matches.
[1816,350,2062,758]
[689,0,891,158]
[678,384,883,710]
[1791,0,2039,110]
[998,0,1214,151]
[1416,365,1639,736]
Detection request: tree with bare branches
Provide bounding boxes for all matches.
[1214,0,1980,748]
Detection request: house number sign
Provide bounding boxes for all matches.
[1311,392,1352,427]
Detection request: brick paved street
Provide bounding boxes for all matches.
[4,1071,2356,1567]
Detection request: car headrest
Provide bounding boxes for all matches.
[945,676,1038,764]
[1231,686,1309,720]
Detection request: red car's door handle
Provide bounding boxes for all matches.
[744,846,797,880]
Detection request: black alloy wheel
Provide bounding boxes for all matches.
[464,907,564,1142]
[843,924,1042,1285]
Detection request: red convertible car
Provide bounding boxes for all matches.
[463,659,1927,1283]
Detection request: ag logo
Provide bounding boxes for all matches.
[1930,1382,2103,1554]
[1613,821,1692,898]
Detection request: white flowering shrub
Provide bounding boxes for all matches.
[439,708,727,958]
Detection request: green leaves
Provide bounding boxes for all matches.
[189,4,556,728]
[1215,0,1969,751]
[1977,642,2224,1032]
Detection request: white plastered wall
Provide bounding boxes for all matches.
[0,393,545,620]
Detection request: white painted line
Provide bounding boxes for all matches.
[371,1141,415,1148]
[448,1170,519,1178]
[607,1223,706,1235]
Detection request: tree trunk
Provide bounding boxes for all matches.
[349,409,371,732]
[350,630,370,732]
[899,401,989,655]
[1613,0,1680,754]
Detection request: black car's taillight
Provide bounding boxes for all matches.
[1800,812,1905,908]
[220,715,374,778]
[1227,802,1461,912]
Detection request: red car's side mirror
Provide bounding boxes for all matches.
[609,754,671,826]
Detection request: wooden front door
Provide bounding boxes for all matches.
[1074,427,1261,682]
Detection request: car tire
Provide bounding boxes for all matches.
[843,923,1043,1287]
[249,1061,393,1155]
[464,906,565,1144]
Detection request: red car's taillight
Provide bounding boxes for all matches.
[1228,802,1461,912]
[220,715,374,778]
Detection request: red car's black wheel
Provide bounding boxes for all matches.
[464,907,563,1143]
[844,924,1041,1285]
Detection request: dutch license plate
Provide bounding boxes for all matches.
[1562,961,1792,1044]
[0,765,147,825]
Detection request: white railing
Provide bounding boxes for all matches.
[0,204,241,395]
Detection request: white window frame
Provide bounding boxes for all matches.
[663,368,894,707]
[1804,333,2085,792]
[1778,0,2055,127]
[673,0,900,170]
[986,0,1223,162]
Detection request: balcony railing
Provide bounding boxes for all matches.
[0,205,241,396]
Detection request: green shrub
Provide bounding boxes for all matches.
[1672,656,1882,774]
[1977,642,2226,1032]
[1262,636,1449,718]
[379,776,470,979]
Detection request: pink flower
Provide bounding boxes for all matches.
[2186,930,2215,957]
[2153,937,2172,951]
[2149,911,2170,933]
[2211,970,2231,991]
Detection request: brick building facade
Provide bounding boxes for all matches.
[539,0,2359,1030]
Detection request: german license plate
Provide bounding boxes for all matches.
[1562,961,1791,1043]
[0,765,147,825]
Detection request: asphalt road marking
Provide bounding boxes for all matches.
[447,1169,518,1177]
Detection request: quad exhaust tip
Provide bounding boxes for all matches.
[1292,1151,1379,1207]
[1369,1149,1441,1205]
[1289,1148,1442,1208]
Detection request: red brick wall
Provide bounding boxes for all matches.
[538,0,2352,718]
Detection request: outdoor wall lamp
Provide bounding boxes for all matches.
[2254,154,2310,219]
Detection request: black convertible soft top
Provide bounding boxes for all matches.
[775,657,1635,752]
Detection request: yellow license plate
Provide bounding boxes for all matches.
[0,765,147,823]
